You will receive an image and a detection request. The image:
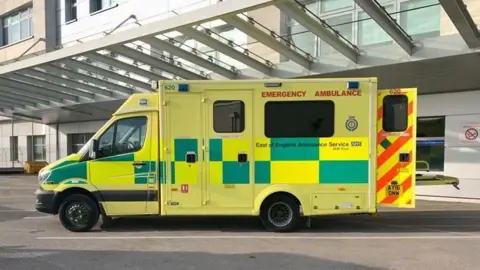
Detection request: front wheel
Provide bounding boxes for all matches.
[260,195,301,232]
[58,194,99,232]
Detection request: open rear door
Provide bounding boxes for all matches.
[376,88,416,208]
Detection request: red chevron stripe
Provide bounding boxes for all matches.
[377,126,412,168]
[377,105,383,120]
[377,151,412,192]
[408,100,414,114]
[376,163,401,192]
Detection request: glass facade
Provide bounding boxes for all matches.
[283,0,442,57]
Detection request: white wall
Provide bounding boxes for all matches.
[0,119,107,168]
[55,120,107,158]
[56,0,221,46]
[417,91,480,201]
[0,120,53,168]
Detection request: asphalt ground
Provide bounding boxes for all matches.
[1,175,480,270]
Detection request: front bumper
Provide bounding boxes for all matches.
[35,188,56,214]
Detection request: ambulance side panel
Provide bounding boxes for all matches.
[252,79,377,216]
[376,88,417,208]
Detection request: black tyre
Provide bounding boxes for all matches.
[58,194,99,232]
[260,194,301,232]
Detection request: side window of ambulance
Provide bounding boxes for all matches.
[383,95,408,132]
[265,100,335,138]
[213,100,245,133]
[97,116,148,158]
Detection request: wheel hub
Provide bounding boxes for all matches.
[66,203,90,227]
[268,202,293,227]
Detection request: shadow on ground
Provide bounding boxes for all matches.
[0,206,46,223]
[0,246,383,270]
[95,209,480,234]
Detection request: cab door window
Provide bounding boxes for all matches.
[97,116,147,158]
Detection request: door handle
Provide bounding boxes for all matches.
[186,151,196,163]
[132,161,146,166]
[238,152,248,163]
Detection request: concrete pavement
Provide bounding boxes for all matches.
[1,174,480,270]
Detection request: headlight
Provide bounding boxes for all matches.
[38,170,51,184]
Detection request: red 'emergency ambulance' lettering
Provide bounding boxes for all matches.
[261,91,306,98]
[315,90,361,97]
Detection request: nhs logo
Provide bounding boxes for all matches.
[351,141,362,147]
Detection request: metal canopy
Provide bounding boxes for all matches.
[177,26,273,76]
[354,0,415,54]
[0,0,277,116]
[438,0,480,48]
[0,0,477,118]
[275,0,359,62]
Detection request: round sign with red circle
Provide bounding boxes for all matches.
[465,128,478,141]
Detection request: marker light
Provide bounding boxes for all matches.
[139,98,148,105]
[178,84,189,92]
[347,81,359,89]
[264,82,282,87]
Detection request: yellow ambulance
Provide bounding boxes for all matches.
[34,78,459,232]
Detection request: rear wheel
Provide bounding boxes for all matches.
[260,194,301,232]
[58,194,99,232]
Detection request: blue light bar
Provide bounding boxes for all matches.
[417,140,445,146]
[178,84,189,92]
[347,81,359,89]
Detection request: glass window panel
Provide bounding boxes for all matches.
[358,5,394,47]
[213,100,245,133]
[4,16,11,26]
[20,9,29,19]
[20,19,30,39]
[287,1,318,57]
[416,144,444,171]
[264,100,335,138]
[320,0,352,13]
[29,17,33,35]
[3,28,9,45]
[319,14,353,55]
[289,24,316,57]
[98,124,115,157]
[32,135,46,161]
[383,95,408,132]
[400,0,440,38]
[33,135,44,145]
[10,23,20,43]
[11,13,19,24]
[417,116,445,137]
[112,117,148,155]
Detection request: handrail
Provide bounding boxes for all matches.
[416,160,430,172]
[14,38,45,61]
[104,15,139,36]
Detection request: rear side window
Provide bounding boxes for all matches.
[213,100,245,133]
[383,95,408,132]
[264,100,335,138]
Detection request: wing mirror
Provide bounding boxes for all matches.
[89,139,100,160]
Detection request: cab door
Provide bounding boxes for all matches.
[164,92,203,213]
[89,112,156,215]
[204,90,254,210]
[376,88,417,208]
